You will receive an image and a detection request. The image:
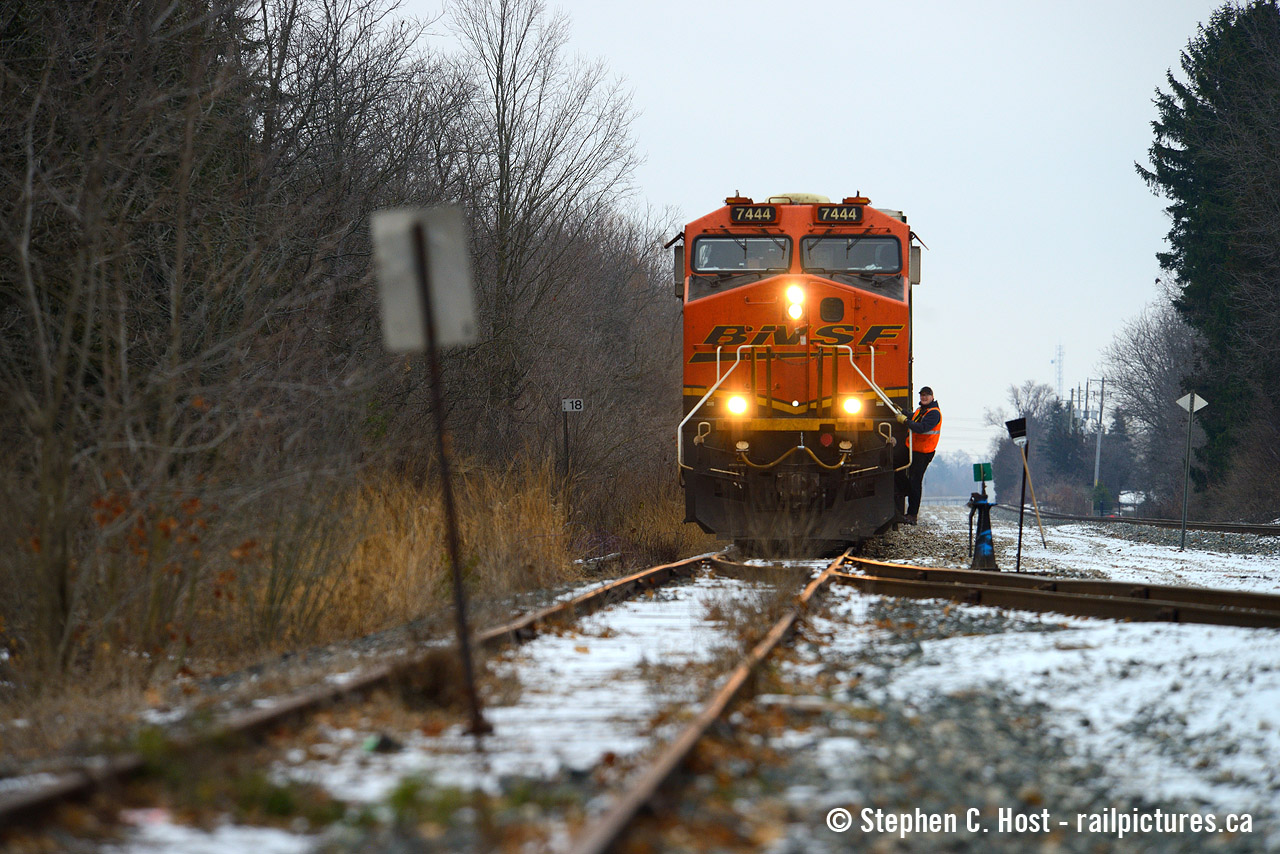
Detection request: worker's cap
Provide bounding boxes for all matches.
[919,386,934,396]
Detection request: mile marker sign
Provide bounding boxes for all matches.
[562,398,584,413]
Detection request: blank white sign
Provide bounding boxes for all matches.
[372,207,477,351]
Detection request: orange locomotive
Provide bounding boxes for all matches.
[673,192,922,549]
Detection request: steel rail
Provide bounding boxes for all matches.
[0,553,717,828]
[992,504,1280,537]
[847,558,1280,614]
[835,561,1280,629]
[568,552,846,854]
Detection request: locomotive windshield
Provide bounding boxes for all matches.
[801,236,901,273]
[691,236,790,272]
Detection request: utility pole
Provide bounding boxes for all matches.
[1092,377,1105,488]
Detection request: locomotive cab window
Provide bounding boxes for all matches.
[801,236,901,273]
[692,236,790,272]
[688,235,791,301]
[801,236,905,301]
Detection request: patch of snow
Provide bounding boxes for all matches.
[0,772,63,795]
[107,813,314,854]
[140,707,187,726]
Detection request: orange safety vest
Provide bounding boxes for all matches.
[908,404,942,454]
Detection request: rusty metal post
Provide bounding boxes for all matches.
[412,223,491,736]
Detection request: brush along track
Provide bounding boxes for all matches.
[838,557,1280,628]
[0,553,717,832]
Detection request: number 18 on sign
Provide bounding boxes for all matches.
[561,398,583,476]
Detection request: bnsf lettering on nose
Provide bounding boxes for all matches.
[701,324,901,347]
[702,325,752,346]
[700,325,804,346]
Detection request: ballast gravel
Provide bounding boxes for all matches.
[714,593,1277,853]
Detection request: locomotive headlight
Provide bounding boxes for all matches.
[842,397,862,415]
[785,284,805,319]
[727,395,749,415]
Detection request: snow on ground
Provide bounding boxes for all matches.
[880,614,1280,809]
[925,505,1280,594]
[1009,521,1280,593]
[853,506,1280,812]
[106,568,774,853]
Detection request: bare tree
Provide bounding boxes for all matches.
[0,0,472,676]
[1101,297,1200,512]
[448,0,640,445]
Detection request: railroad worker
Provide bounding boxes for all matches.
[893,386,942,525]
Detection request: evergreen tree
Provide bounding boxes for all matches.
[1138,1,1280,490]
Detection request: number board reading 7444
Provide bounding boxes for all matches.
[729,205,777,223]
[814,205,863,223]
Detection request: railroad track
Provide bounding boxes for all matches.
[0,552,716,833]
[837,557,1280,629]
[565,551,1280,853]
[8,544,1280,850]
[992,504,1280,537]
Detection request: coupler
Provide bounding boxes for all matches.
[967,489,999,571]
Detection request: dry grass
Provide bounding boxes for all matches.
[0,461,719,765]
[318,462,584,639]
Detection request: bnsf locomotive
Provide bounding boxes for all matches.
[673,192,922,550]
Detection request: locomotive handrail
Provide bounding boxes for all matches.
[678,345,749,470]
[835,344,912,474]
[834,344,903,417]
[680,343,912,472]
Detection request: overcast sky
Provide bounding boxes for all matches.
[410,0,1224,456]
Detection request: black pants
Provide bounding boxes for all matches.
[894,447,935,517]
